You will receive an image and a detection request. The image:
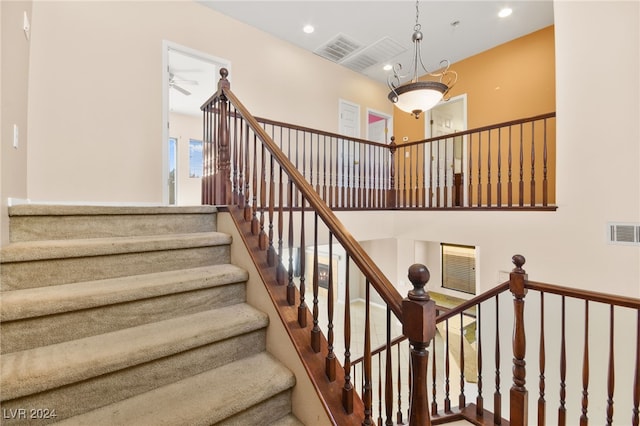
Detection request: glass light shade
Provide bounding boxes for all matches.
[388,81,448,117]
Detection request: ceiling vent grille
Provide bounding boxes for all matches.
[314,33,362,63]
[342,37,407,72]
[608,222,640,245]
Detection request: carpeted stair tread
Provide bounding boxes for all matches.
[271,414,306,425]
[54,352,295,426]
[1,303,268,400]
[0,232,231,263]
[8,204,218,216]
[1,264,248,321]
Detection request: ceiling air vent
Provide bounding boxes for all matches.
[342,37,407,72]
[314,33,362,63]
[608,222,640,245]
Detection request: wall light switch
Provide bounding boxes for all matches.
[13,125,19,149]
[23,11,30,40]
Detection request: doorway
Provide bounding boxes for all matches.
[424,94,467,207]
[162,41,230,205]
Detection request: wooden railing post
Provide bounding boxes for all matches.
[403,264,436,426]
[510,254,529,426]
[213,68,232,205]
[386,137,397,209]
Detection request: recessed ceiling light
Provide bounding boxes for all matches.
[383,64,392,71]
[303,25,314,34]
[498,7,513,18]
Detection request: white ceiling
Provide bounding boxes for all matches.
[199,1,554,84]
[170,1,554,116]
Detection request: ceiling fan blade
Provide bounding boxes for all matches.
[171,84,191,96]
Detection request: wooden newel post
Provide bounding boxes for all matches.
[510,254,529,426]
[403,264,436,426]
[213,68,232,205]
[387,137,397,209]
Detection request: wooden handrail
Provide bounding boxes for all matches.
[405,112,557,148]
[436,282,510,322]
[526,280,640,309]
[221,87,404,319]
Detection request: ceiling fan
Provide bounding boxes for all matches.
[169,72,198,96]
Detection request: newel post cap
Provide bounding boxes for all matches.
[218,68,230,91]
[402,264,436,343]
[509,254,528,297]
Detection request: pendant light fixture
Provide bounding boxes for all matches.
[388,0,457,119]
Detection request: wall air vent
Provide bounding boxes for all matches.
[342,37,407,72]
[607,222,640,245]
[314,33,362,63]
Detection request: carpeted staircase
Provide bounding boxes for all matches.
[0,205,301,425]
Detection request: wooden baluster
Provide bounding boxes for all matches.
[606,305,615,425]
[507,126,513,207]
[243,125,252,221]
[328,137,334,207]
[477,304,484,416]
[467,134,473,207]
[487,130,492,207]
[347,141,352,208]
[494,293,502,424]
[358,144,364,208]
[322,135,327,202]
[445,318,452,413]
[444,140,450,207]
[402,146,408,208]
[369,145,375,208]
[432,326,438,416]
[385,307,393,426]
[580,301,589,426]
[397,343,404,424]
[497,129,502,207]
[538,292,546,426]
[363,280,373,425]
[231,111,238,205]
[276,165,285,285]
[342,255,354,414]
[251,135,259,234]
[436,141,441,207]
[632,309,639,426]
[311,213,320,352]
[519,124,524,207]
[267,155,276,266]
[429,142,435,207]
[558,295,566,426]
[258,144,267,249]
[477,133,482,207]
[420,144,426,207]
[294,131,300,208]
[297,197,307,328]
[530,123,536,206]
[201,104,208,204]
[378,354,383,426]
[413,145,418,207]
[237,120,245,210]
[403,264,436,426]
[459,311,466,409]
[326,234,336,381]
[387,138,397,209]
[510,254,528,426]
[542,119,548,206]
[317,134,322,196]
[341,140,346,208]
[286,180,295,305]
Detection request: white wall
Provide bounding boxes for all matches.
[1,0,32,245]
[24,1,392,206]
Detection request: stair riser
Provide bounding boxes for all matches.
[1,246,230,290]
[217,390,293,426]
[10,214,217,242]
[0,330,266,424]
[1,283,246,353]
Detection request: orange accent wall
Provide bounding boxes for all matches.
[393,25,555,139]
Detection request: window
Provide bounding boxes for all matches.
[441,243,476,294]
[189,139,203,178]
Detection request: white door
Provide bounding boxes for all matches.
[338,100,361,207]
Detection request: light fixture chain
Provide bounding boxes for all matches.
[415,0,421,31]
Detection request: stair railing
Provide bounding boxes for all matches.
[207,99,556,210]
[202,68,437,425]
